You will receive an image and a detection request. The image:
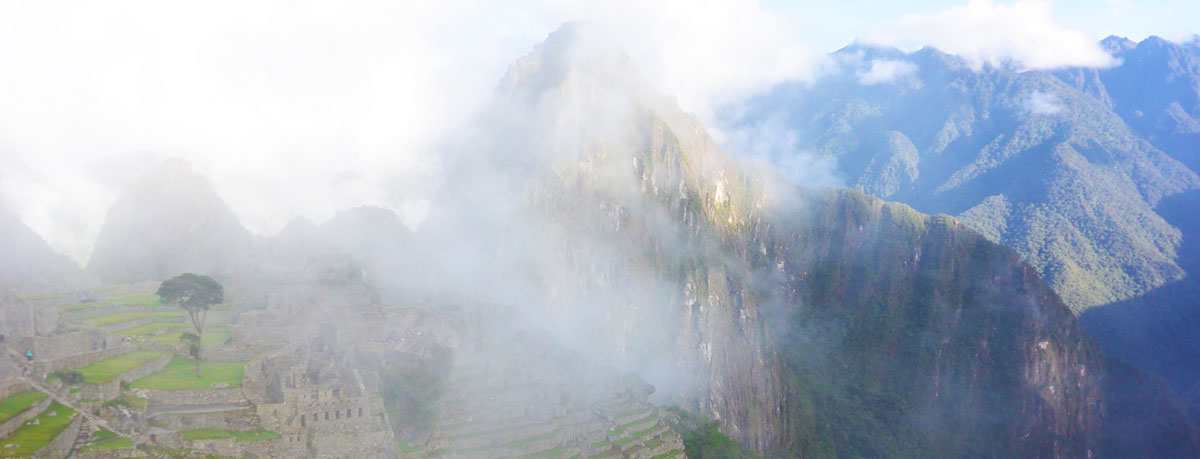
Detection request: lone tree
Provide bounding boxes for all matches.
[157,273,223,376]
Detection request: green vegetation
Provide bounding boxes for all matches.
[666,408,759,459]
[83,311,184,327]
[84,432,133,451]
[59,290,162,312]
[0,401,77,456]
[103,394,148,411]
[157,273,225,376]
[379,344,453,442]
[114,322,187,337]
[76,351,165,384]
[181,428,279,442]
[130,357,245,390]
[0,390,47,424]
[154,329,231,347]
[649,450,684,459]
[48,370,84,385]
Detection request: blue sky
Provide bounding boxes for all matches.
[0,0,1196,262]
[764,0,1199,52]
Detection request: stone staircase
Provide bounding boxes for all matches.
[65,417,97,457]
[22,377,134,438]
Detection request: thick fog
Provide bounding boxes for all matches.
[0,0,1149,266]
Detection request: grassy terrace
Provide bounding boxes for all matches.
[76,351,165,385]
[83,430,133,451]
[153,329,231,347]
[130,357,246,390]
[60,291,161,312]
[0,391,47,425]
[103,394,148,411]
[181,428,279,442]
[83,311,184,327]
[113,322,187,338]
[0,401,77,456]
[524,445,568,458]
[650,449,684,459]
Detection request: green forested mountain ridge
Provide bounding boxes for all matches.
[419,24,1200,456]
[1057,36,1200,173]
[721,43,1200,312]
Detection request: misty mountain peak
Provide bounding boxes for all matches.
[494,22,643,106]
[1101,35,1137,55]
[87,158,252,282]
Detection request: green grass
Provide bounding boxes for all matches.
[153,329,231,347]
[130,357,246,390]
[524,445,567,458]
[83,311,184,327]
[60,291,162,312]
[505,427,561,448]
[84,436,133,451]
[113,322,187,337]
[0,401,77,456]
[650,450,684,459]
[102,394,147,411]
[400,441,422,453]
[181,428,279,442]
[76,351,165,384]
[0,391,47,424]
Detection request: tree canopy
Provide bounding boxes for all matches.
[156,273,223,312]
[157,273,223,377]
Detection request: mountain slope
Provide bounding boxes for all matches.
[87,158,253,283]
[0,208,88,293]
[721,44,1200,312]
[1058,36,1200,173]
[418,24,1200,456]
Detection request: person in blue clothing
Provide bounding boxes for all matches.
[25,349,32,361]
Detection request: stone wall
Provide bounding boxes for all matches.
[0,380,31,399]
[242,436,308,458]
[143,387,248,406]
[32,412,81,458]
[32,345,131,377]
[311,429,395,457]
[152,407,258,430]
[186,437,241,457]
[15,329,107,362]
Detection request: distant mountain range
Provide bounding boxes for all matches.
[721,34,1200,423]
[5,27,1199,457]
[721,37,1200,313]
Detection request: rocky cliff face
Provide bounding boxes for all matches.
[419,24,1200,455]
[87,159,253,283]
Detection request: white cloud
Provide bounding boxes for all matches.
[867,0,1117,71]
[1026,90,1063,115]
[0,0,815,264]
[857,59,918,85]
